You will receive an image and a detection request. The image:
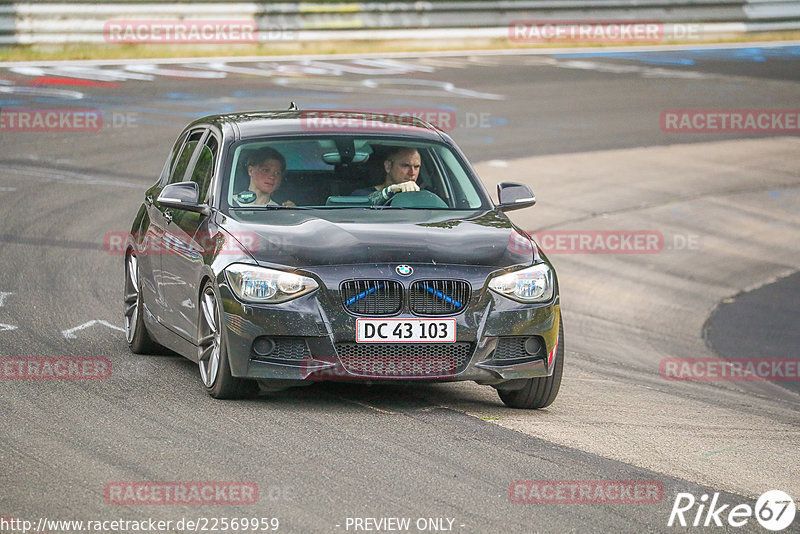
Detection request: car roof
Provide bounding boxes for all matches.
[189,109,448,142]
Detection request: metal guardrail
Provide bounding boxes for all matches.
[1,1,799,44]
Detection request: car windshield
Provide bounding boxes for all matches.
[220,136,489,213]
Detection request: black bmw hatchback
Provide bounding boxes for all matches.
[124,108,563,409]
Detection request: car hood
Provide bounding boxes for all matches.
[220,209,536,268]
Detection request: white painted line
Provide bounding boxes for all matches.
[0,40,798,68]
[198,62,281,77]
[2,166,142,189]
[0,293,16,331]
[487,160,509,168]
[553,59,710,79]
[124,64,227,79]
[9,65,154,81]
[14,4,259,15]
[62,319,125,339]
[0,85,84,99]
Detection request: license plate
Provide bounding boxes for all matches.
[356,318,456,343]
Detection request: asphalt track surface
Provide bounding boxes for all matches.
[706,271,800,397]
[1,43,799,533]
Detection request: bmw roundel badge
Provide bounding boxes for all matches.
[396,265,413,276]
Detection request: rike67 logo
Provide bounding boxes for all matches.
[668,490,795,531]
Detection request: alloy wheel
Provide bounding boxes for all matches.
[198,287,221,387]
[123,253,139,344]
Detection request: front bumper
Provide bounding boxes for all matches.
[217,263,560,385]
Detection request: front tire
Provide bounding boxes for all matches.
[197,282,256,399]
[124,251,161,354]
[498,315,564,409]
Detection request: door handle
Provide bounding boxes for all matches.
[164,210,173,224]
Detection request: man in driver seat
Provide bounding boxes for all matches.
[350,147,421,205]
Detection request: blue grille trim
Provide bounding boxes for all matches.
[419,284,462,308]
[345,283,385,306]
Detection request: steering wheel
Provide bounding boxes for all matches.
[387,190,449,208]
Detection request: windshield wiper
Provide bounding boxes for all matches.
[365,206,452,210]
[229,205,314,210]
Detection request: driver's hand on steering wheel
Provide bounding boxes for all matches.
[389,181,420,194]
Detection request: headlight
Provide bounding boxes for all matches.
[225,264,318,303]
[488,263,553,303]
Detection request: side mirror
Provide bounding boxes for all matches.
[497,182,536,211]
[157,182,210,215]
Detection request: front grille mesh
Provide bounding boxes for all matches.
[271,338,311,360]
[494,337,529,359]
[340,280,403,316]
[409,280,470,315]
[335,342,473,377]
[251,337,310,361]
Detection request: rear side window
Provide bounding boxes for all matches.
[159,131,188,184]
[189,134,219,202]
[168,130,204,185]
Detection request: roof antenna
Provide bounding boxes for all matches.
[288,101,299,111]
